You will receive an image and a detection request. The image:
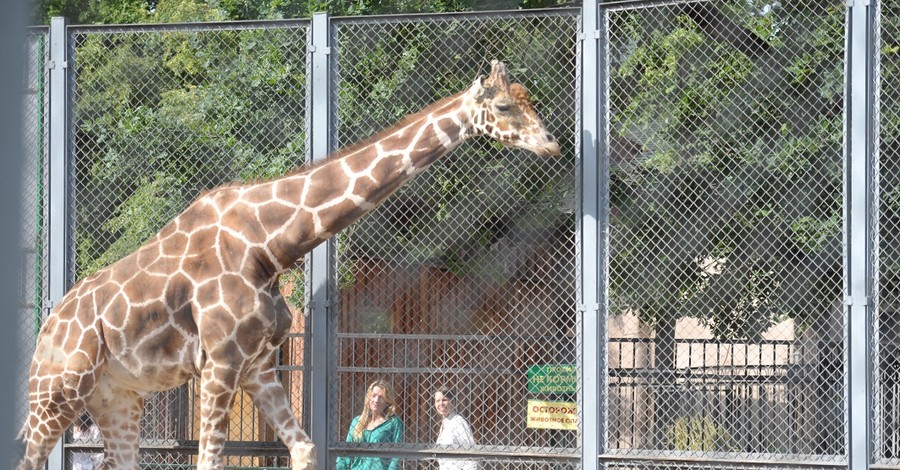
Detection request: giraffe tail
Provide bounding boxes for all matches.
[12,422,27,468]
[16,419,26,440]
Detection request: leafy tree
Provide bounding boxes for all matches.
[29,0,567,24]
[330,13,576,285]
[608,0,844,341]
[31,0,154,24]
[604,0,860,453]
[31,0,574,285]
[71,0,307,278]
[34,0,873,346]
[28,0,900,454]
[880,0,900,309]
[42,0,575,287]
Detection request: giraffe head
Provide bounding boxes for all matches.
[464,60,561,157]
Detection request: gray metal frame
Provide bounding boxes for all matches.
[846,1,876,469]
[46,16,70,470]
[310,12,335,470]
[579,1,607,470]
[20,0,886,468]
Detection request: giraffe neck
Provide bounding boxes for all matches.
[252,91,474,274]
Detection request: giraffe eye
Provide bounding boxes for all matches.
[495,103,511,113]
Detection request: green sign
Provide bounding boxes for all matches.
[528,364,577,394]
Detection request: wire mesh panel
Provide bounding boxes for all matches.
[328,9,580,466]
[19,26,50,435]
[65,20,310,467]
[605,0,846,463]
[608,461,842,470]
[337,455,580,470]
[876,0,900,464]
[19,2,879,469]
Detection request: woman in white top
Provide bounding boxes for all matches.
[434,387,478,470]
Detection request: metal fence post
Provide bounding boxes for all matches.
[46,16,70,470]
[579,1,607,470]
[2,0,28,461]
[846,0,875,468]
[308,12,333,470]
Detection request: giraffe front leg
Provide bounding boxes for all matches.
[197,357,243,470]
[243,351,316,470]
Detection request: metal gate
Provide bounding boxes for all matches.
[16,0,892,469]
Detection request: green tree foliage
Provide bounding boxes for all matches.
[69,1,308,278]
[330,14,576,282]
[668,415,733,452]
[32,0,897,349]
[29,0,560,24]
[880,0,900,311]
[31,0,154,24]
[33,0,575,286]
[608,0,847,341]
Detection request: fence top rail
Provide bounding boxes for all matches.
[331,442,580,460]
[64,17,311,34]
[609,337,809,346]
[330,7,580,25]
[600,0,712,12]
[42,6,583,34]
[338,332,835,347]
[601,451,848,469]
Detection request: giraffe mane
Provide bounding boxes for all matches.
[204,88,470,200]
[510,83,532,109]
[285,89,468,177]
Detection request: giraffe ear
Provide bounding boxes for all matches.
[469,74,486,95]
[483,60,511,90]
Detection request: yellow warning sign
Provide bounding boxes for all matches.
[526,399,578,430]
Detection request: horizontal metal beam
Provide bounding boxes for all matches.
[67,17,311,33]
[599,453,849,468]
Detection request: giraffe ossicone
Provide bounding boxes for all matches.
[17,59,559,470]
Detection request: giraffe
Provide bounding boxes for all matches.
[17,59,559,470]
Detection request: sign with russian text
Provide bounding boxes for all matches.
[527,364,577,394]
[526,399,578,430]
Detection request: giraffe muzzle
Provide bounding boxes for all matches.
[531,133,561,157]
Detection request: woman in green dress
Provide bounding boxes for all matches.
[336,380,405,470]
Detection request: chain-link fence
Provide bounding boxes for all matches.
[14,0,894,469]
[20,24,50,461]
[71,20,310,469]
[877,0,900,465]
[329,10,580,467]
[605,0,846,462]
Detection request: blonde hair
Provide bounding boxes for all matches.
[352,380,398,441]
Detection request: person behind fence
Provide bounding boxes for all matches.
[337,380,405,470]
[433,386,478,470]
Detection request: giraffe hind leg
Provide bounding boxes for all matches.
[17,373,88,470]
[19,308,105,469]
[243,351,316,470]
[85,380,145,469]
